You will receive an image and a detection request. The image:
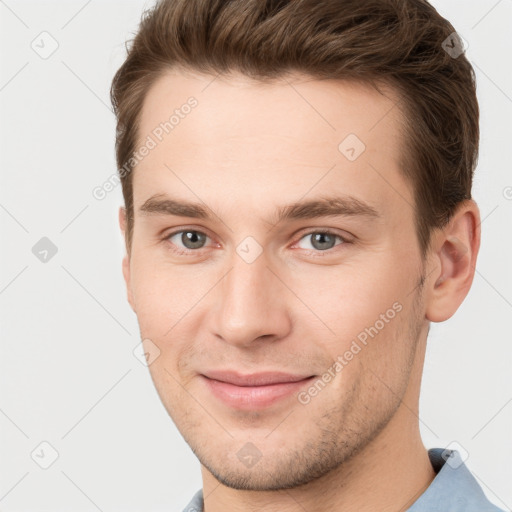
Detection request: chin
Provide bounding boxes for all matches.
[192,434,352,491]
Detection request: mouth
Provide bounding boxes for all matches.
[200,370,316,409]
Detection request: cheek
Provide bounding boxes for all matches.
[129,253,212,378]
[291,261,415,397]
[321,302,417,422]
[292,261,407,340]
[129,252,206,334]
[145,360,191,428]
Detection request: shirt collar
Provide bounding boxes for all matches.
[406,448,503,511]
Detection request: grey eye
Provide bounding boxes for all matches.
[298,232,343,251]
[169,230,208,250]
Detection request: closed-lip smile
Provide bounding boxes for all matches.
[200,370,316,409]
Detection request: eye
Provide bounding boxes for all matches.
[165,229,211,252]
[295,230,346,252]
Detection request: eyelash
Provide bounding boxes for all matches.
[163,228,350,257]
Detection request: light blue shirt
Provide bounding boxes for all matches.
[181,448,506,511]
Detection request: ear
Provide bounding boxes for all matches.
[119,206,136,312]
[425,199,481,323]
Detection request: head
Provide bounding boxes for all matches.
[112,0,480,491]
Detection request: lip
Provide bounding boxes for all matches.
[200,371,316,409]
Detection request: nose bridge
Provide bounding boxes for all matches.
[213,250,290,346]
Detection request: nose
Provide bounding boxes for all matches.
[210,251,292,348]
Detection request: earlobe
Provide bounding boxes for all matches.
[119,206,136,313]
[425,200,481,323]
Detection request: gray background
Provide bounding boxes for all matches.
[0,0,511,510]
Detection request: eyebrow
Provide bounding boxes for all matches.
[139,193,381,224]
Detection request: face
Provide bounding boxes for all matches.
[122,70,430,490]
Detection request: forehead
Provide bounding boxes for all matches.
[133,69,413,224]
[138,69,403,149]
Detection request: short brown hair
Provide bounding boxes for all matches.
[111,0,479,258]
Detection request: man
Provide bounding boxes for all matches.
[111,0,505,510]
